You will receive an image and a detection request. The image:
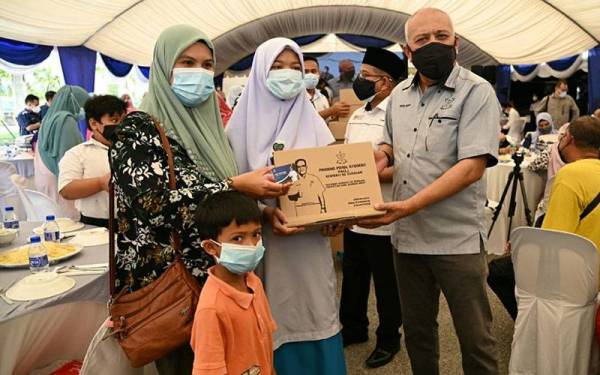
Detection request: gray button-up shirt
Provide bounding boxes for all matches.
[383,64,501,255]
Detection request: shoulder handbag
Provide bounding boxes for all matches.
[105,120,202,368]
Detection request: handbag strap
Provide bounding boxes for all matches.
[108,118,180,297]
[581,192,600,221]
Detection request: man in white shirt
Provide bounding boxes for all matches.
[303,55,350,121]
[58,95,126,227]
[340,46,407,368]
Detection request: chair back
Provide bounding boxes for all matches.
[10,175,60,221]
[509,226,598,375]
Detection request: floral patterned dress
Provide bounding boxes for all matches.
[109,111,228,292]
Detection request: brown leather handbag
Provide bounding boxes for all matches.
[106,121,202,368]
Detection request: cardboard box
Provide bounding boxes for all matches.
[328,121,346,141]
[273,142,384,227]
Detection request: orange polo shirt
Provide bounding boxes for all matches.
[191,267,277,375]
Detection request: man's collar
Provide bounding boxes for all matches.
[402,64,460,91]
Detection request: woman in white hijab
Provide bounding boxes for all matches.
[227,38,346,374]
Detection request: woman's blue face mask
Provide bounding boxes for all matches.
[171,67,215,107]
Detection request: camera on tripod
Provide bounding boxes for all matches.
[488,149,532,241]
[511,150,525,166]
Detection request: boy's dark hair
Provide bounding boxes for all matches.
[303,55,319,66]
[45,91,56,101]
[195,191,262,241]
[25,94,39,104]
[84,95,127,129]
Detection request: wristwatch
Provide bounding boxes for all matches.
[225,177,235,190]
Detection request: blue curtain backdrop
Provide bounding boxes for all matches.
[513,64,537,76]
[588,45,600,113]
[0,37,53,65]
[138,66,150,79]
[101,54,133,77]
[336,33,394,49]
[58,46,97,138]
[547,55,578,71]
[495,65,511,104]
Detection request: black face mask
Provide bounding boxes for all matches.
[410,42,456,81]
[101,124,118,142]
[352,76,377,101]
[341,70,355,82]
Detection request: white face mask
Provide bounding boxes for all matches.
[31,106,40,114]
[559,91,567,98]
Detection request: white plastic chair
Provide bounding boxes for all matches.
[509,227,599,375]
[10,174,60,221]
[80,318,158,375]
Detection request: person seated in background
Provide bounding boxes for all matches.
[192,191,276,375]
[542,115,600,251]
[488,116,600,320]
[121,93,136,113]
[528,122,569,227]
[502,100,523,145]
[16,94,41,135]
[39,90,56,120]
[521,112,556,152]
[303,55,350,121]
[58,95,126,227]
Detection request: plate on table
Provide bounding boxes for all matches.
[6,272,76,301]
[66,227,109,247]
[32,218,85,235]
[538,134,559,144]
[0,242,83,268]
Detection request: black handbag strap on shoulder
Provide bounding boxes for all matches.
[580,192,600,221]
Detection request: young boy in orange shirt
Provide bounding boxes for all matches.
[192,191,276,375]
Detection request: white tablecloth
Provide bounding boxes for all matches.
[0,153,35,178]
[0,221,109,374]
[485,159,545,254]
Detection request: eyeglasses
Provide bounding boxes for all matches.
[357,73,386,82]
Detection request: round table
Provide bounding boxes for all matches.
[485,157,545,254]
[0,152,35,178]
[0,221,109,374]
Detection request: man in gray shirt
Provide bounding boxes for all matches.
[360,7,499,375]
[534,79,580,129]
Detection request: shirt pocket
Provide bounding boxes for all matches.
[425,114,458,153]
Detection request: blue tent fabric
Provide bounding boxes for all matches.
[495,65,511,104]
[227,34,326,71]
[0,37,53,65]
[336,33,394,49]
[547,55,578,71]
[57,46,96,138]
[513,64,537,76]
[101,54,133,77]
[138,66,150,79]
[588,45,600,113]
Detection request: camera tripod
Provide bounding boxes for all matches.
[488,152,533,242]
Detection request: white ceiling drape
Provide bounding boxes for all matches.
[1,0,599,73]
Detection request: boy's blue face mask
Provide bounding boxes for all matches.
[171,67,215,107]
[205,239,265,275]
